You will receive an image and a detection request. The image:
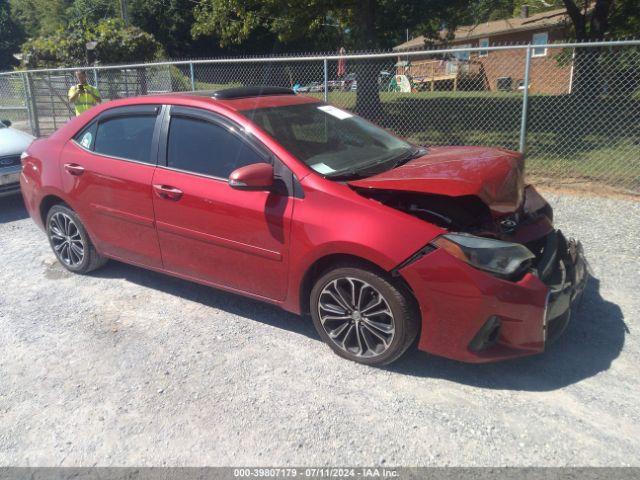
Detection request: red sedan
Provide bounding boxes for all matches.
[20,86,588,365]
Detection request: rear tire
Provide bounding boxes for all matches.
[46,204,107,274]
[310,264,419,366]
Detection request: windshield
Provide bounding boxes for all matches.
[242,102,415,178]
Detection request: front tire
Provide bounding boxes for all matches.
[46,204,107,274]
[310,264,419,366]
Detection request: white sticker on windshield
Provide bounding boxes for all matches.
[311,162,336,174]
[318,105,353,120]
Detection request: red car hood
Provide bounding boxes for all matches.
[348,146,525,215]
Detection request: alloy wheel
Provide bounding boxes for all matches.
[317,277,396,358]
[48,212,85,267]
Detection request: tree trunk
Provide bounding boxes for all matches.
[562,0,612,98]
[354,61,384,121]
[571,47,602,97]
[353,0,383,120]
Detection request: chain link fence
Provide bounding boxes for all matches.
[1,40,639,193]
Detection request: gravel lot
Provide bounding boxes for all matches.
[0,190,638,467]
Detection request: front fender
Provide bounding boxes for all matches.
[281,177,443,313]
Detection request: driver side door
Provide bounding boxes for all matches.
[151,106,294,301]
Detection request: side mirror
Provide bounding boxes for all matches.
[1,119,11,127]
[228,163,274,190]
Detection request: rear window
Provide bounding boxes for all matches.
[93,115,156,163]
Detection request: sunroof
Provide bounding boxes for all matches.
[211,86,295,100]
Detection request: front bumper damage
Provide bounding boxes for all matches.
[540,231,589,344]
[398,229,589,363]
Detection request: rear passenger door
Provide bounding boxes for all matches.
[151,106,294,301]
[60,105,163,267]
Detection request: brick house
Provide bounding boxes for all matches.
[393,6,575,94]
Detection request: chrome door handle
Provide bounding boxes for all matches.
[153,184,183,201]
[64,163,85,176]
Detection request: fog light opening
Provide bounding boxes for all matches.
[469,316,502,352]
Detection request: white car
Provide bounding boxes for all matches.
[0,120,34,198]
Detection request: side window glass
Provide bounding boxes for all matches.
[167,116,266,178]
[74,122,97,150]
[94,115,156,163]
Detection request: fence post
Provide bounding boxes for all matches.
[20,72,34,135]
[189,62,196,91]
[323,58,328,102]
[519,45,532,154]
[93,68,99,89]
[47,71,57,130]
[23,72,40,138]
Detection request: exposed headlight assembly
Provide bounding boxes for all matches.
[432,233,535,279]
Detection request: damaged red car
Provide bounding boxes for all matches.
[20,86,588,365]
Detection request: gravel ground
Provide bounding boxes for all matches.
[0,190,638,467]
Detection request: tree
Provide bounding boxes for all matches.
[560,0,636,95]
[562,0,612,41]
[9,0,71,37]
[129,0,199,58]
[67,0,118,24]
[0,0,23,70]
[19,18,162,67]
[192,0,468,118]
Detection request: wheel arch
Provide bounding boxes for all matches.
[39,194,68,225]
[38,195,100,251]
[298,253,415,315]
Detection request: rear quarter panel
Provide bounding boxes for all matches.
[20,136,67,230]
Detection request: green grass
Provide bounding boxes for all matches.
[0,97,26,108]
[526,138,640,190]
[0,106,29,126]
[323,90,640,191]
[0,76,28,123]
[0,99,24,107]
[194,81,242,91]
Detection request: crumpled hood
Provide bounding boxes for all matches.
[348,146,525,215]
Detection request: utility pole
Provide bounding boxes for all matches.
[120,0,129,26]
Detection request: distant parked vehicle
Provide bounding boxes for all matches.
[342,73,357,91]
[297,82,324,93]
[0,119,35,198]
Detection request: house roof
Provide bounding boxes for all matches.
[393,7,570,51]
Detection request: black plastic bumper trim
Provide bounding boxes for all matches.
[390,243,438,277]
[468,315,502,352]
[543,232,589,344]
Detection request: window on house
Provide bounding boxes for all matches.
[455,44,471,61]
[532,32,549,57]
[479,38,489,57]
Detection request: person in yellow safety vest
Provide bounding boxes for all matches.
[68,70,101,116]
